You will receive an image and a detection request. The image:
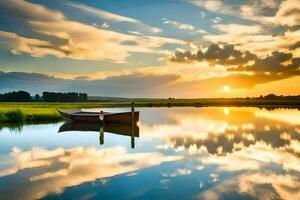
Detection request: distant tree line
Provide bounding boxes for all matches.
[259,94,300,100]
[42,92,88,102]
[1,91,300,102]
[0,91,88,102]
[245,94,300,101]
[0,91,31,102]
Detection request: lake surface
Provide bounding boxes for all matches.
[1,107,300,200]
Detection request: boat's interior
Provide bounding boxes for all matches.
[72,111,110,115]
[61,110,109,115]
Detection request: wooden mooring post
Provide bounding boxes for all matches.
[131,102,135,149]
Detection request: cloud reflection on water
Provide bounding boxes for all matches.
[1,107,300,199]
[0,146,181,200]
[139,107,300,199]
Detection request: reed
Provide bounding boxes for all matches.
[4,109,25,123]
[25,113,63,122]
[0,109,63,123]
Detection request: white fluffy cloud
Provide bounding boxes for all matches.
[163,18,195,30]
[203,25,300,56]
[0,0,185,62]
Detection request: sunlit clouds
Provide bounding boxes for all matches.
[0,0,186,63]
[0,0,299,97]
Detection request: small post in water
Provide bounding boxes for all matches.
[99,110,104,121]
[131,102,135,149]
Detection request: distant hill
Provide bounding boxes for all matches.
[88,96,129,101]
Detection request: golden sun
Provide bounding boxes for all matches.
[223,85,230,92]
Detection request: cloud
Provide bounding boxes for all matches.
[290,42,300,50]
[203,23,300,56]
[66,2,139,23]
[212,23,262,34]
[163,18,195,30]
[170,43,258,65]
[162,18,208,35]
[150,27,163,33]
[196,29,207,34]
[65,2,162,33]
[0,0,64,21]
[101,22,110,28]
[252,0,300,27]
[0,71,180,97]
[231,51,300,74]
[0,0,185,62]
[170,43,300,77]
[0,31,64,57]
[190,0,232,14]
[2,65,300,97]
[190,0,300,27]
[1,68,298,98]
[74,76,89,80]
[211,17,222,23]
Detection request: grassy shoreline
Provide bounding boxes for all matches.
[0,100,300,123]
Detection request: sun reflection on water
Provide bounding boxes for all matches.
[1,107,300,200]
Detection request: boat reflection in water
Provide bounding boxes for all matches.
[58,121,139,148]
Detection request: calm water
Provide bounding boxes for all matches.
[1,107,300,200]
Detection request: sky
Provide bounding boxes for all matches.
[0,0,299,97]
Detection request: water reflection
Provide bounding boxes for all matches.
[0,123,24,134]
[59,121,139,148]
[0,107,300,200]
[0,146,180,200]
[140,108,300,156]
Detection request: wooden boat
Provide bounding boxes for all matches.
[58,110,139,123]
[58,121,139,137]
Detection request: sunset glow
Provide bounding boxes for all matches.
[223,85,230,92]
[1,1,300,199]
[0,0,299,97]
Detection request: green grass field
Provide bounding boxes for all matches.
[0,102,116,123]
[0,102,147,123]
[0,99,299,123]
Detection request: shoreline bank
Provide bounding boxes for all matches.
[0,101,299,123]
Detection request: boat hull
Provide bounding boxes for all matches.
[58,110,139,123]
